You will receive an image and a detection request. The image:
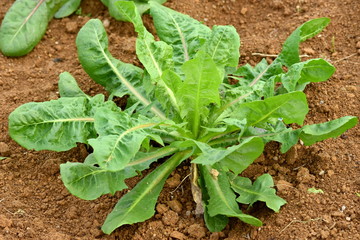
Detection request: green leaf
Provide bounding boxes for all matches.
[0,0,68,56]
[232,91,308,126]
[275,18,330,67]
[300,116,358,146]
[220,137,264,174]
[89,107,157,171]
[76,19,165,119]
[115,1,174,83]
[102,150,191,234]
[156,70,182,114]
[199,164,262,227]
[230,174,287,212]
[60,162,130,200]
[259,126,302,153]
[280,59,335,92]
[177,51,223,137]
[105,0,166,22]
[61,145,177,200]
[193,137,264,175]
[8,97,96,151]
[150,1,212,71]
[307,188,324,194]
[0,157,7,161]
[204,209,229,233]
[58,72,88,98]
[54,0,81,18]
[201,25,240,68]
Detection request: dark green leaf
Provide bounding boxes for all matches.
[204,209,229,233]
[102,150,191,234]
[192,137,264,175]
[300,116,358,145]
[232,92,309,126]
[199,164,262,227]
[275,18,330,67]
[230,173,286,212]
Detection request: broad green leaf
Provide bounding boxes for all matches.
[58,72,88,98]
[300,116,358,145]
[115,1,174,84]
[0,0,68,56]
[199,164,262,227]
[89,107,157,171]
[102,150,191,234]
[201,25,240,68]
[280,59,335,92]
[0,157,6,160]
[76,19,165,119]
[220,137,264,174]
[192,137,264,175]
[177,51,223,137]
[60,162,130,200]
[8,97,96,151]
[231,91,308,126]
[230,173,286,212]
[60,145,177,200]
[54,0,81,18]
[150,1,212,71]
[275,18,330,67]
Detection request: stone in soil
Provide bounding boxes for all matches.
[165,173,181,188]
[187,223,206,239]
[167,199,183,213]
[0,142,10,157]
[170,231,186,240]
[161,210,179,226]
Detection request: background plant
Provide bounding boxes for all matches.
[0,0,166,56]
[8,1,358,234]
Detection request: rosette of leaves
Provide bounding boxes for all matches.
[0,0,166,56]
[8,1,358,234]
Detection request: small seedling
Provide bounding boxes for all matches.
[8,1,357,234]
[307,188,324,194]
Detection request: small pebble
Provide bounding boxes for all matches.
[356,41,360,49]
[0,142,10,157]
[103,19,110,28]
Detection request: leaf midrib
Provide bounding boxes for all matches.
[10,0,46,44]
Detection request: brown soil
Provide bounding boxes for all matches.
[0,0,359,239]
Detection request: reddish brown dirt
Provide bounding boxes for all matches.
[0,0,359,239]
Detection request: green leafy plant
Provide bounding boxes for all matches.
[8,1,358,234]
[0,0,166,56]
